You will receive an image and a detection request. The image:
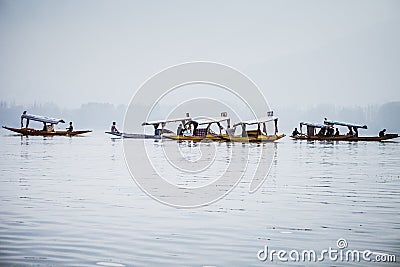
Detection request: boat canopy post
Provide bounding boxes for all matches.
[307,125,315,136]
[161,122,166,134]
[241,124,247,137]
[274,119,278,135]
[263,122,267,135]
[217,122,222,135]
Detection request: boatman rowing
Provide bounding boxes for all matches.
[111,121,120,134]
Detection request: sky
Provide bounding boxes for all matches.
[0,0,399,109]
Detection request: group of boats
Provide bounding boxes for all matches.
[2,112,398,142]
[106,112,286,142]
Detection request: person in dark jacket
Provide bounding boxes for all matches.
[66,122,73,132]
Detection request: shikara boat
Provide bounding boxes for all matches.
[3,126,92,136]
[105,116,191,139]
[291,119,399,142]
[2,114,91,136]
[164,113,231,141]
[324,119,399,142]
[222,114,285,142]
[291,122,351,141]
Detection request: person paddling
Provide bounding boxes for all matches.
[111,121,120,134]
[66,122,73,132]
[292,127,300,136]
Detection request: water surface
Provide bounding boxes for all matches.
[0,132,399,266]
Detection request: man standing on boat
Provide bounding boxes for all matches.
[21,111,29,128]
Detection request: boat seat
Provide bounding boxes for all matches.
[193,128,208,136]
[246,130,260,138]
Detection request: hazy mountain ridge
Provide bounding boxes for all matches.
[1,101,399,134]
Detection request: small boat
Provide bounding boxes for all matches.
[291,119,399,142]
[324,119,399,142]
[291,122,351,141]
[164,113,231,141]
[222,113,285,142]
[105,116,191,139]
[3,114,91,136]
[3,126,92,136]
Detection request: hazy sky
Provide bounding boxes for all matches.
[0,0,399,109]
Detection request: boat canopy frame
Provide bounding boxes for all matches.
[21,114,65,125]
[231,116,279,137]
[323,119,367,129]
[299,121,330,136]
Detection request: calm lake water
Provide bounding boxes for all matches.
[0,131,399,266]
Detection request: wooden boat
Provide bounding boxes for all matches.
[222,114,285,142]
[3,113,91,136]
[3,126,91,136]
[164,113,231,141]
[291,122,351,141]
[291,120,399,142]
[105,116,191,139]
[324,119,399,142]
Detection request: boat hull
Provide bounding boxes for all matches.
[347,134,399,141]
[223,134,286,142]
[164,134,223,141]
[3,126,91,136]
[105,131,161,139]
[291,134,399,142]
[291,135,350,141]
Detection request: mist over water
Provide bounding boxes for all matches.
[1,101,399,134]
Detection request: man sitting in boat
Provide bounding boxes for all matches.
[177,124,184,136]
[292,128,300,136]
[66,122,73,132]
[335,128,340,136]
[185,120,199,135]
[21,111,29,128]
[111,121,120,134]
[347,127,354,136]
[317,127,326,136]
[326,127,334,137]
[379,129,386,137]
